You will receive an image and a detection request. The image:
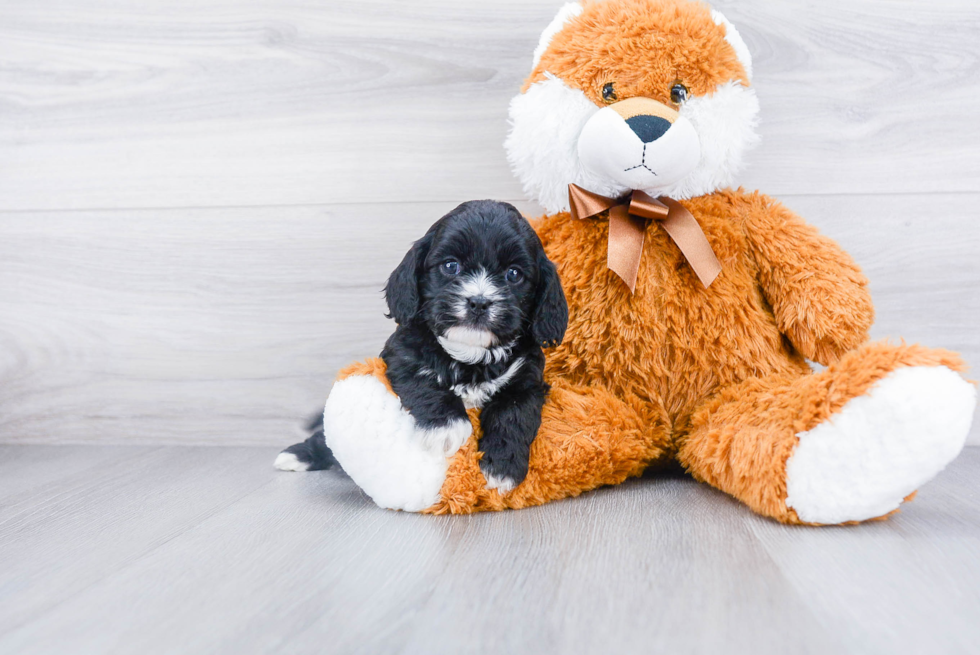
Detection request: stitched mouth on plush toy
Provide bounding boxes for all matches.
[623,143,658,176]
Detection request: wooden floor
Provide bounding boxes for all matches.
[1,445,978,654]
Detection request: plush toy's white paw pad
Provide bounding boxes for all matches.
[420,419,473,456]
[786,366,976,524]
[274,452,309,472]
[323,375,465,512]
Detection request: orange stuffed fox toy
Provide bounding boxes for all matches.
[277,0,976,524]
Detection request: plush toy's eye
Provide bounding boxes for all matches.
[441,260,460,275]
[670,83,689,105]
[505,267,524,284]
[601,82,617,103]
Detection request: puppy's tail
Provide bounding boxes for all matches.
[273,413,338,472]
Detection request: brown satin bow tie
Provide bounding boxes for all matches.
[567,183,722,293]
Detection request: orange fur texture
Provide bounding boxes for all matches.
[526,0,749,103]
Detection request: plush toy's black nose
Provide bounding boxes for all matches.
[468,296,491,313]
[625,115,672,143]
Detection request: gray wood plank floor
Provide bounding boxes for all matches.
[1,445,978,654]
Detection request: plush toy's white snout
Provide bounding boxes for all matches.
[577,97,701,196]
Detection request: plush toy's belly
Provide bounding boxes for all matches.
[537,207,809,433]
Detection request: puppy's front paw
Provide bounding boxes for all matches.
[480,458,526,495]
[419,418,472,457]
[483,471,517,494]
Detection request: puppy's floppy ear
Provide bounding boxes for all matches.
[532,253,568,348]
[384,232,433,324]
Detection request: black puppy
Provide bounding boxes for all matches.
[381,200,567,491]
[278,200,567,493]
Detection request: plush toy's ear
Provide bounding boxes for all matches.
[532,2,583,69]
[384,232,433,325]
[532,255,568,349]
[711,9,753,81]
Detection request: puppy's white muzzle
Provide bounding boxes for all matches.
[577,98,701,197]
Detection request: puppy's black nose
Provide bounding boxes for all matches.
[625,115,672,143]
[467,296,492,313]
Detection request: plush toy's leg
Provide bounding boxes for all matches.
[426,380,671,514]
[677,342,976,525]
[316,359,473,513]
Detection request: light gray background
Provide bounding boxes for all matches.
[2,3,980,654]
[1,0,978,446]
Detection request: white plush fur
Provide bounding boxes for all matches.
[655,81,760,201]
[505,75,607,214]
[322,374,470,512]
[531,2,583,69]
[785,366,976,524]
[273,452,309,472]
[505,75,759,213]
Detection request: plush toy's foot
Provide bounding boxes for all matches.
[316,359,473,512]
[785,365,974,524]
[680,343,976,525]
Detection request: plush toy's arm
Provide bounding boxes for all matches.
[741,193,874,365]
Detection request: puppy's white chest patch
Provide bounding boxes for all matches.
[452,357,525,410]
[437,327,514,366]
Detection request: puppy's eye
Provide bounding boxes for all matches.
[505,267,524,284]
[440,260,460,276]
[601,82,617,103]
[670,82,689,105]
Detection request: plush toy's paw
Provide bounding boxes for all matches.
[785,366,976,524]
[322,374,470,512]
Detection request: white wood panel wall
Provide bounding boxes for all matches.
[1,0,978,445]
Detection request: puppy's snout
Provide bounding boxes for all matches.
[625,115,671,143]
[467,296,492,314]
